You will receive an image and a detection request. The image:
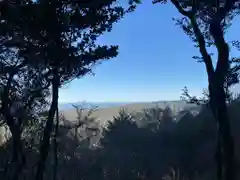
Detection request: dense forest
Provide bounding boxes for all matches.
[0,0,240,180]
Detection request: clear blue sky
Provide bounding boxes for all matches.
[59,1,240,103]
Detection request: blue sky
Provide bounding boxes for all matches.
[59,1,240,103]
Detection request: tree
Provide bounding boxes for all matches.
[137,105,163,131]
[153,0,239,180]
[100,109,152,180]
[0,2,53,179]
[0,0,139,179]
[0,46,50,180]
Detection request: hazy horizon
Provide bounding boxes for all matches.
[58,100,192,111]
[58,99,183,104]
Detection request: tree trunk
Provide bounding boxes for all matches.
[5,123,25,180]
[209,15,235,180]
[53,106,59,180]
[209,83,235,180]
[215,136,222,180]
[35,71,59,180]
[216,89,235,180]
[1,73,25,180]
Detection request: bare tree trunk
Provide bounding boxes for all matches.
[35,71,59,180]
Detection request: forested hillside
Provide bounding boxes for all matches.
[1,0,240,180]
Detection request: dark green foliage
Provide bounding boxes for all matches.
[0,0,136,179]
[1,101,240,180]
[95,106,217,180]
[95,103,240,180]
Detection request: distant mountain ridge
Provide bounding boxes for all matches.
[58,100,192,110]
[59,100,199,110]
[58,102,137,110]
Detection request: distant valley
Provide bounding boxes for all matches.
[58,102,135,110]
[60,100,200,126]
[59,100,197,110]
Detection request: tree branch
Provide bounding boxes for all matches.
[170,0,214,80]
[190,16,215,79]
[218,0,238,22]
[210,0,237,85]
[170,0,192,17]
